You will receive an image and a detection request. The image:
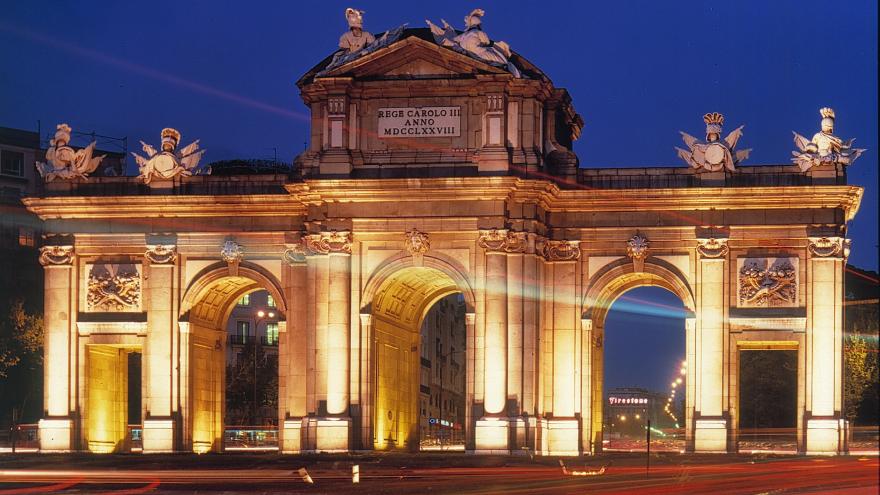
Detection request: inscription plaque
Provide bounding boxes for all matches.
[378,106,461,138]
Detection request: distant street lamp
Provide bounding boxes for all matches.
[253,309,274,425]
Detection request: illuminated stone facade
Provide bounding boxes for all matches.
[24,22,863,456]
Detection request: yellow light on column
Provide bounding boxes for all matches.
[257,310,266,318]
[620,415,626,422]
[676,378,682,384]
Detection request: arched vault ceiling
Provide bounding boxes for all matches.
[190,276,260,328]
[372,267,460,332]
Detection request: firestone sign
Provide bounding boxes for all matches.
[378,106,461,138]
[608,397,649,406]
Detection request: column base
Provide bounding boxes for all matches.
[474,418,510,454]
[533,417,549,455]
[806,418,844,455]
[142,418,176,453]
[314,417,350,452]
[546,418,580,456]
[38,418,74,452]
[281,418,304,454]
[694,418,728,453]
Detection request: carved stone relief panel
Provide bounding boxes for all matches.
[85,263,142,312]
[737,257,798,308]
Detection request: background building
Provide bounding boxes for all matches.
[418,294,467,448]
[225,290,280,365]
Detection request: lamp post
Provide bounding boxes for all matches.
[253,309,274,425]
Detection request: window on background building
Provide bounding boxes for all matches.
[238,294,250,306]
[1,150,25,177]
[266,322,279,345]
[18,227,34,247]
[267,294,276,308]
[237,321,250,342]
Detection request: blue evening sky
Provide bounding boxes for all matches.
[1,2,876,393]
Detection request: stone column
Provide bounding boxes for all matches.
[542,240,581,456]
[38,244,76,452]
[474,229,511,454]
[694,238,729,452]
[521,235,540,449]
[304,231,352,452]
[684,317,696,451]
[805,237,848,454]
[464,312,477,451]
[580,318,594,454]
[358,313,373,450]
[327,251,351,414]
[280,242,307,453]
[142,241,178,453]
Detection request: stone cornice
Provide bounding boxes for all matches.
[22,194,306,220]
[24,178,862,223]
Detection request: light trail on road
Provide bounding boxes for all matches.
[0,455,877,494]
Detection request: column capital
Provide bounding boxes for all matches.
[39,245,74,266]
[465,312,476,326]
[808,236,850,259]
[478,229,527,254]
[282,243,307,265]
[696,237,729,259]
[539,239,581,261]
[304,231,352,255]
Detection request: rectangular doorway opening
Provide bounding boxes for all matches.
[738,349,798,453]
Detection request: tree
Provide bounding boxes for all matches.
[739,350,798,429]
[0,300,44,425]
[844,330,878,423]
[225,341,278,425]
[0,300,43,378]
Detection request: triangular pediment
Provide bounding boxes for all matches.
[320,36,509,79]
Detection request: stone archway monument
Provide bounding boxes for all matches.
[25,9,863,456]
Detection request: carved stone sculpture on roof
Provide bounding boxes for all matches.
[36,123,106,182]
[320,8,405,75]
[339,8,375,54]
[131,128,207,184]
[792,107,865,172]
[675,113,751,172]
[426,9,521,78]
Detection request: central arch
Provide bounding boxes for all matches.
[583,258,695,453]
[363,255,475,451]
[179,262,286,453]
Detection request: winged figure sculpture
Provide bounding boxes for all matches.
[675,113,751,172]
[132,128,206,184]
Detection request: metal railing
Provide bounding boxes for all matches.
[0,424,40,452]
[223,426,279,451]
[737,427,798,453]
[849,425,880,453]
